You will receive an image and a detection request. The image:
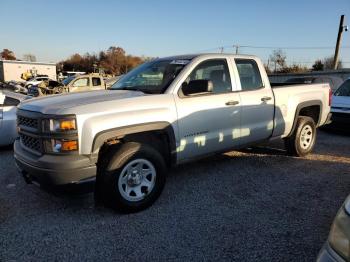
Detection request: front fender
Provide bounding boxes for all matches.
[91,121,177,160]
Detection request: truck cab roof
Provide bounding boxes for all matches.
[158,53,259,61]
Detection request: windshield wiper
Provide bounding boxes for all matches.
[119,87,140,91]
[117,87,153,94]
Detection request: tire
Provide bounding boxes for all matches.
[97,142,166,213]
[55,86,63,94]
[284,116,316,157]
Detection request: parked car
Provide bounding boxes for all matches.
[0,90,28,146]
[0,80,26,94]
[284,76,343,92]
[27,75,106,96]
[317,194,350,262]
[60,74,106,92]
[14,54,331,212]
[328,78,350,130]
[25,76,49,88]
[27,80,64,97]
[13,83,28,94]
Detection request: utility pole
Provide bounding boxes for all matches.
[220,47,224,53]
[333,15,347,69]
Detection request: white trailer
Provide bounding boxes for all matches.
[0,60,56,82]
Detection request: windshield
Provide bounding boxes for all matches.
[111,59,190,94]
[62,76,75,86]
[334,79,350,97]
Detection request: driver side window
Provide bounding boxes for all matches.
[181,59,232,96]
[72,78,89,87]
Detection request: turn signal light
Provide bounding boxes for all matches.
[61,140,78,151]
[60,120,76,130]
[51,139,78,153]
[50,119,76,132]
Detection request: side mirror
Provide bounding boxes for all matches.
[182,79,213,96]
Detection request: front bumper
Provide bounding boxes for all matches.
[317,243,346,262]
[14,139,97,186]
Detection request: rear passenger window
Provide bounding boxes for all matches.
[235,59,263,91]
[92,77,102,86]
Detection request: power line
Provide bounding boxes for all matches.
[262,60,350,64]
[194,44,350,53]
[239,45,350,50]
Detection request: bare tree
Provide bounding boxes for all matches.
[323,56,342,70]
[269,49,286,72]
[23,54,37,62]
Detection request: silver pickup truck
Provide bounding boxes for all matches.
[14,54,332,212]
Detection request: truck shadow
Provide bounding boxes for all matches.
[19,147,350,217]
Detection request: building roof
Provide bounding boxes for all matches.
[0,60,56,66]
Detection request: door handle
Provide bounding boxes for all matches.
[225,100,239,106]
[261,96,272,102]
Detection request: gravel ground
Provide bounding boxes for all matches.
[0,130,349,261]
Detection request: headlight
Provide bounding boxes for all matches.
[51,139,78,153]
[329,196,350,260]
[49,119,76,132]
[42,116,78,153]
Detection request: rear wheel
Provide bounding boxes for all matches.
[284,116,316,157]
[97,142,166,213]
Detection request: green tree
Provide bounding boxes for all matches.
[312,60,324,71]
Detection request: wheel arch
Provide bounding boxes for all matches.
[92,122,177,166]
[287,100,322,137]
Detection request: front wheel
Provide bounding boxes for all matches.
[97,142,166,213]
[284,116,316,157]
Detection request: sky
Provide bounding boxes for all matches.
[0,0,349,67]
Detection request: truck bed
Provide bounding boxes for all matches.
[271,83,330,138]
[271,82,314,88]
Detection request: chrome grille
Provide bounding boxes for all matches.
[20,133,41,152]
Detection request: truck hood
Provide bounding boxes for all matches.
[18,90,146,114]
[332,95,350,110]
